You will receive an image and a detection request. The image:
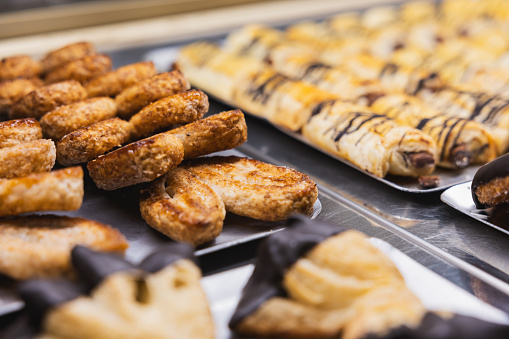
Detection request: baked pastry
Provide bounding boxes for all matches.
[87,132,184,190]
[0,118,42,148]
[40,97,117,140]
[302,101,437,178]
[471,153,509,209]
[115,70,190,119]
[85,61,156,97]
[181,156,318,221]
[10,80,88,120]
[15,244,213,339]
[41,41,96,74]
[0,166,83,217]
[0,78,43,115]
[0,215,127,280]
[140,168,226,246]
[129,89,209,139]
[44,54,112,85]
[0,55,41,81]
[0,139,56,179]
[56,117,132,166]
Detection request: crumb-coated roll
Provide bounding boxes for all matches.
[472,153,509,209]
[44,54,112,85]
[166,109,247,159]
[40,97,117,140]
[182,156,318,221]
[0,118,42,148]
[10,80,87,120]
[140,168,226,246]
[129,89,208,139]
[115,70,190,119]
[0,78,44,115]
[85,61,156,97]
[87,132,184,190]
[0,166,83,217]
[0,55,41,81]
[0,139,56,179]
[41,41,96,74]
[0,214,127,280]
[56,118,132,166]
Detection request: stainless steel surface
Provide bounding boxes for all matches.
[441,182,509,236]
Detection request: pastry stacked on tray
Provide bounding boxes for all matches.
[0,40,319,282]
[176,0,509,188]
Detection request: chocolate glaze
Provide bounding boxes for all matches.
[229,214,346,328]
[363,312,509,339]
[471,153,509,208]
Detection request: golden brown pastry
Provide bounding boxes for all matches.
[85,61,157,97]
[0,215,127,280]
[44,54,112,85]
[0,166,83,217]
[41,41,96,74]
[129,89,208,139]
[87,132,184,190]
[0,139,56,179]
[140,168,226,246]
[166,109,247,159]
[10,80,87,120]
[56,118,132,166]
[0,118,42,148]
[0,55,42,81]
[115,70,190,119]
[182,156,318,221]
[40,97,117,140]
[0,78,44,115]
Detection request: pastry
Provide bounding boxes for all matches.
[0,78,43,115]
[0,139,56,179]
[471,153,509,208]
[0,55,41,81]
[44,54,112,85]
[0,118,42,148]
[41,41,96,74]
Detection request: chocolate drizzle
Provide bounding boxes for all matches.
[246,73,290,104]
[229,214,346,328]
[472,153,509,208]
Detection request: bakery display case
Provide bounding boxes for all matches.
[2,0,509,337]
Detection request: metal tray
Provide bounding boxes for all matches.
[202,238,509,338]
[144,45,481,194]
[441,182,509,236]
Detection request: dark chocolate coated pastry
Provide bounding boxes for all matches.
[472,153,509,208]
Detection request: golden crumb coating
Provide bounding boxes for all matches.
[41,41,96,74]
[0,139,56,179]
[56,118,132,166]
[44,54,112,85]
[0,166,83,217]
[0,78,44,115]
[10,80,87,120]
[0,55,42,81]
[140,168,226,246]
[182,156,318,221]
[85,61,156,97]
[0,214,128,280]
[167,109,247,159]
[40,97,117,140]
[129,89,209,139]
[115,70,190,119]
[87,132,184,190]
[0,118,42,148]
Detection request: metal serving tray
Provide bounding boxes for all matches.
[441,182,509,236]
[144,45,481,194]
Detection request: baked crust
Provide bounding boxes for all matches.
[44,54,112,85]
[182,156,318,221]
[10,80,87,120]
[0,78,44,115]
[140,168,225,246]
[87,132,184,190]
[0,139,56,179]
[0,118,42,148]
[167,109,247,159]
[115,70,190,119]
[0,166,83,217]
[129,89,208,139]
[56,118,132,166]
[85,61,156,97]
[0,214,127,280]
[0,55,42,81]
[40,97,117,140]
[41,41,96,74]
